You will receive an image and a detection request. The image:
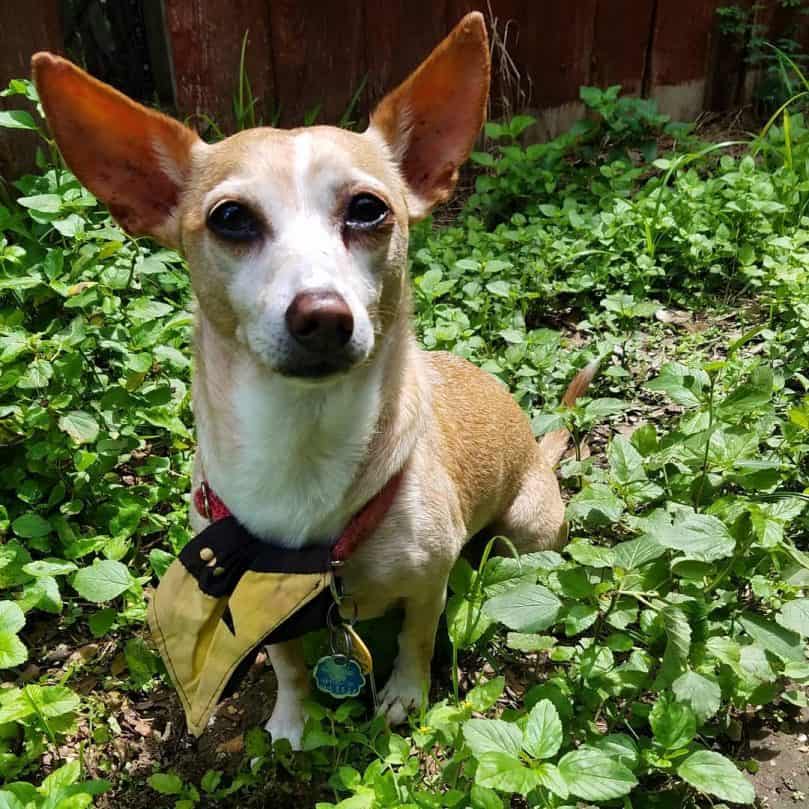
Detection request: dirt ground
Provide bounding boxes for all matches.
[748,708,809,808]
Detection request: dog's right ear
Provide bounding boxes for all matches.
[32,52,200,248]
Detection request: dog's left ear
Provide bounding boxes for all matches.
[369,12,490,219]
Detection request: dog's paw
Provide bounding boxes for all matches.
[265,698,305,750]
[378,668,425,726]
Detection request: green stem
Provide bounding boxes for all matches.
[694,372,717,511]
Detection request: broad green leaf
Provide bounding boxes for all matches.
[447,592,494,648]
[127,298,173,323]
[506,633,556,652]
[462,719,522,757]
[88,608,117,637]
[522,699,562,759]
[582,397,625,422]
[328,793,374,809]
[58,410,100,444]
[591,733,639,768]
[125,638,160,689]
[647,510,735,561]
[22,558,77,578]
[486,280,511,298]
[564,604,599,636]
[17,193,62,213]
[149,548,175,579]
[535,762,568,799]
[0,685,79,723]
[658,605,691,683]
[0,632,27,669]
[777,598,809,637]
[483,584,562,632]
[474,752,542,796]
[0,110,37,130]
[566,483,624,526]
[609,435,646,484]
[0,791,25,809]
[469,784,503,809]
[72,560,132,603]
[19,575,62,615]
[34,684,81,717]
[465,677,505,712]
[647,362,708,408]
[12,512,51,538]
[677,750,755,804]
[672,671,722,722]
[613,534,666,569]
[650,694,696,749]
[718,366,773,415]
[558,749,637,800]
[0,601,25,634]
[567,541,614,568]
[148,774,184,795]
[739,613,804,662]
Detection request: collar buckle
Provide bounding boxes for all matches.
[199,481,212,521]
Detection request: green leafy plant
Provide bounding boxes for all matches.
[717,2,809,112]
[1,58,808,807]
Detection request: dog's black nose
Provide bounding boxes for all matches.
[285,290,354,354]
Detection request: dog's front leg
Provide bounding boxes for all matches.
[378,579,448,725]
[265,638,309,750]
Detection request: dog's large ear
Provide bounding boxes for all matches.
[368,12,490,219]
[32,53,200,248]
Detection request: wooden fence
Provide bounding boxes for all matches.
[2,1,808,179]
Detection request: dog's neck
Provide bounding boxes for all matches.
[192,309,423,547]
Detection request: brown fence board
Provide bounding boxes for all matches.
[2,0,809,180]
[590,0,656,96]
[648,0,725,119]
[364,0,451,117]
[164,0,274,130]
[649,0,724,86]
[705,0,754,111]
[0,0,62,180]
[269,0,366,127]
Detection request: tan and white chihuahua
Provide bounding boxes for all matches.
[33,12,593,748]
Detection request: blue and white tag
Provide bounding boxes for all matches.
[313,655,366,698]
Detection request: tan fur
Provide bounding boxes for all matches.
[33,13,593,747]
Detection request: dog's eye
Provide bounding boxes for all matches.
[207,200,261,242]
[345,193,388,230]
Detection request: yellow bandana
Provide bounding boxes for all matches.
[148,517,335,736]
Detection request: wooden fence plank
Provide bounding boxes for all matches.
[2,0,803,180]
[365,0,450,114]
[705,0,754,111]
[0,0,62,180]
[269,0,366,127]
[163,0,274,131]
[647,0,725,120]
[590,0,656,96]
[449,1,598,136]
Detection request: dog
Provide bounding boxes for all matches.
[32,12,594,749]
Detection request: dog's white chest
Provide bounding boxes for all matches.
[201,364,382,546]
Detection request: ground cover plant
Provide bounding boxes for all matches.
[0,63,807,809]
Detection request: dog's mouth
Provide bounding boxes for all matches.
[275,355,356,380]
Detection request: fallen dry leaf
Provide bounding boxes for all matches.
[216,734,244,755]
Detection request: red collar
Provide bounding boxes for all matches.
[193,470,404,564]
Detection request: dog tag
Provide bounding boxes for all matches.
[345,624,378,709]
[314,655,366,698]
[345,625,373,674]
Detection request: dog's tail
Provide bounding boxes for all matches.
[538,360,599,466]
